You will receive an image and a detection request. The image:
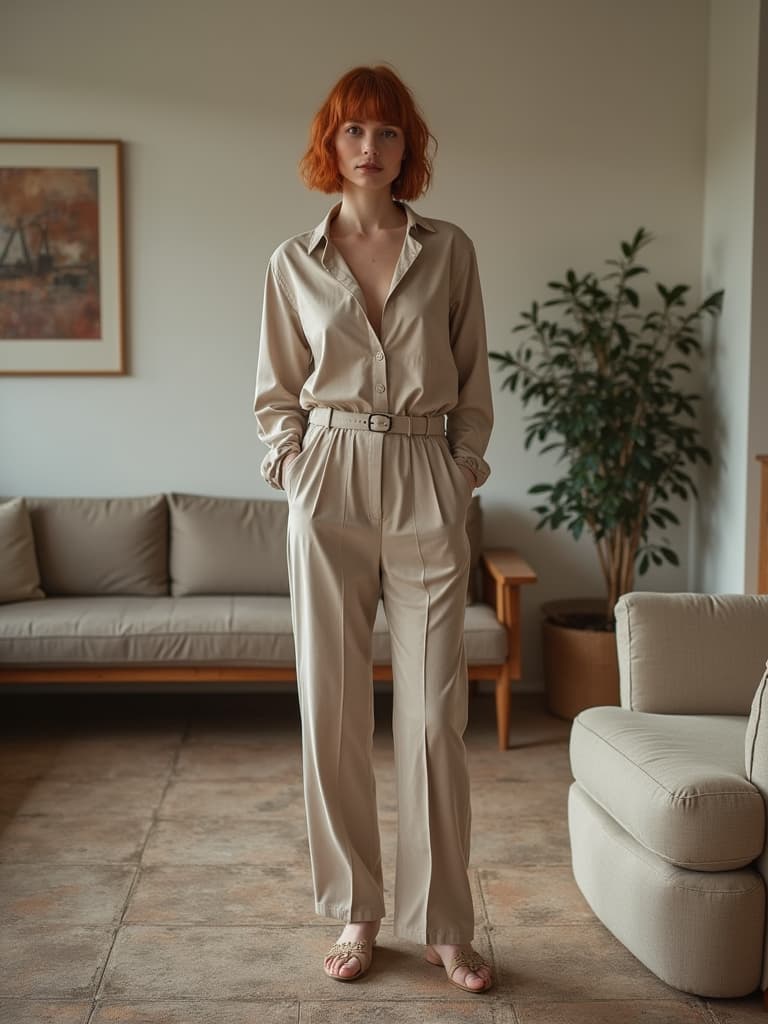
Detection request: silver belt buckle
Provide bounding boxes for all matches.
[367,413,392,433]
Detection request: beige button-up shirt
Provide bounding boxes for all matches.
[253,199,494,491]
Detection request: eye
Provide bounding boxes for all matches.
[344,124,362,135]
[382,128,399,139]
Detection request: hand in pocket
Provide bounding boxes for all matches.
[458,465,476,490]
[282,451,301,490]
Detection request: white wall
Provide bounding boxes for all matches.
[697,0,764,594]
[746,0,768,593]
[0,0,717,689]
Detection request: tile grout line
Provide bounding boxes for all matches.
[84,714,193,1023]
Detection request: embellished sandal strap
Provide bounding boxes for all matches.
[447,948,489,978]
[327,939,371,954]
[325,938,372,966]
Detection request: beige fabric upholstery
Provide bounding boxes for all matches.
[616,592,768,714]
[0,595,507,667]
[0,498,45,604]
[570,591,768,997]
[166,492,482,602]
[25,495,168,596]
[168,493,291,597]
[569,783,764,998]
[571,707,764,870]
[744,662,768,989]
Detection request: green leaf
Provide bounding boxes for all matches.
[500,228,721,603]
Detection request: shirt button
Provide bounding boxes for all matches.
[375,352,384,361]
[376,384,386,393]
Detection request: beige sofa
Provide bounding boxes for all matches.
[568,591,768,998]
[0,493,536,750]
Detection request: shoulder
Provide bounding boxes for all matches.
[417,216,479,285]
[420,215,475,248]
[268,230,314,270]
[264,231,318,303]
[414,214,478,271]
[403,201,476,249]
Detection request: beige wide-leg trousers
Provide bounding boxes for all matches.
[284,410,476,945]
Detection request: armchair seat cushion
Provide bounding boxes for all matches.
[570,707,764,871]
[0,595,508,668]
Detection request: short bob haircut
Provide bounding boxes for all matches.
[298,65,436,201]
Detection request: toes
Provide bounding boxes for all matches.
[469,968,492,989]
[458,966,491,989]
[325,954,344,976]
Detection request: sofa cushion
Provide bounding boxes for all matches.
[570,706,764,871]
[168,492,482,602]
[0,595,508,668]
[0,498,45,604]
[25,495,169,596]
[616,592,768,714]
[168,493,291,597]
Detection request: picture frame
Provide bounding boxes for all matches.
[0,139,126,375]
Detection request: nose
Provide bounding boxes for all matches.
[362,134,379,157]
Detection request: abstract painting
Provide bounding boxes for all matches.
[0,140,125,374]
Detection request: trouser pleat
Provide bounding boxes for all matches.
[286,424,475,939]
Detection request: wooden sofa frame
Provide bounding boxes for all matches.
[0,548,536,751]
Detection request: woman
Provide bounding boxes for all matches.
[253,64,495,993]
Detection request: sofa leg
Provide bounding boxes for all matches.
[763,987,768,1010]
[495,668,511,751]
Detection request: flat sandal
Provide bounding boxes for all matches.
[424,944,494,993]
[323,937,376,982]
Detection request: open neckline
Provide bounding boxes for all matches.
[328,219,410,344]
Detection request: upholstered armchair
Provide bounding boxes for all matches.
[568,592,768,998]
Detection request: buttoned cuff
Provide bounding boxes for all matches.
[452,452,490,488]
[260,441,302,491]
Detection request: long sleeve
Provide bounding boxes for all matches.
[446,239,494,487]
[253,254,313,490]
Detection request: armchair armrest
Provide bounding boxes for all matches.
[616,592,768,714]
[480,548,537,680]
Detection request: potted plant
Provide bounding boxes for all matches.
[489,228,723,718]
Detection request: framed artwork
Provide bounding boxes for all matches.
[0,139,126,375]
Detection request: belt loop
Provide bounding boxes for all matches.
[321,406,332,427]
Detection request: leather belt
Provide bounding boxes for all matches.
[308,407,446,436]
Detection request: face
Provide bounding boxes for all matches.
[334,119,406,193]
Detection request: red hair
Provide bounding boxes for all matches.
[298,65,436,201]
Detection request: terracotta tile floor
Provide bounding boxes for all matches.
[0,689,762,1023]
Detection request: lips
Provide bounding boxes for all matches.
[357,164,381,170]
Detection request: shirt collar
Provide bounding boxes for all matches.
[307,199,436,255]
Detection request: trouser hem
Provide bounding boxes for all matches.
[315,902,384,922]
[394,923,475,944]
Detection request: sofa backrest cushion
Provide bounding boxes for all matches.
[25,495,169,596]
[168,493,290,596]
[0,498,45,604]
[616,592,768,714]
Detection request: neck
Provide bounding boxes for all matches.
[331,188,406,236]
